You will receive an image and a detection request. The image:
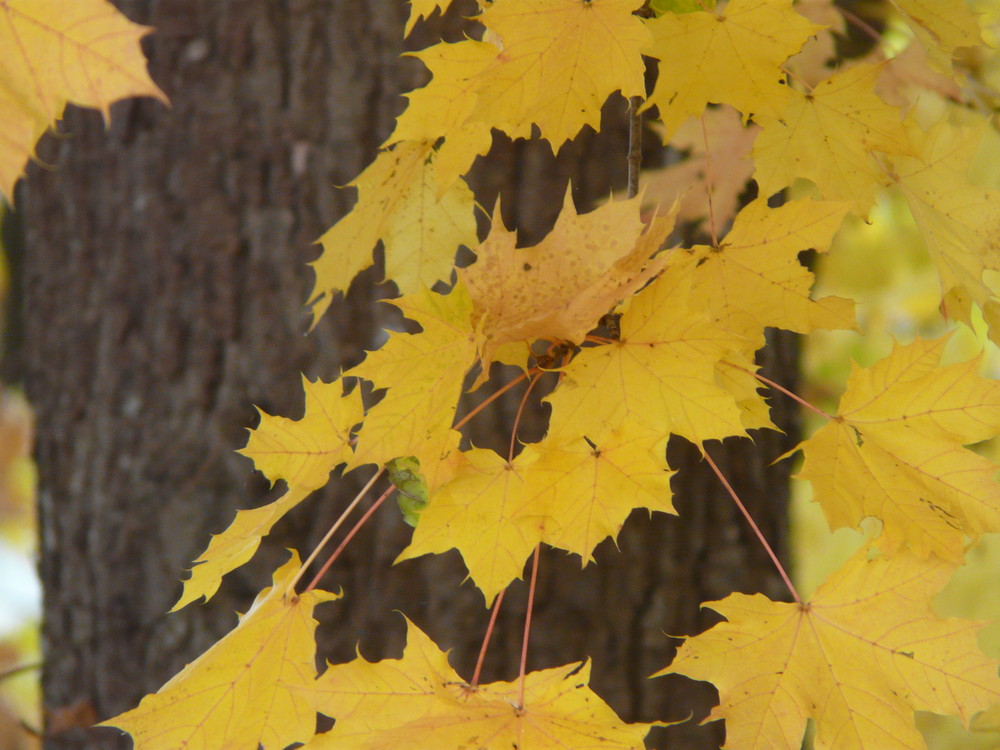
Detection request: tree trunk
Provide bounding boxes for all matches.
[18,2,796,748]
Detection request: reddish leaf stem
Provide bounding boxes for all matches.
[453,369,531,432]
[287,467,384,594]
[304,484,393,593]
[517,543,542,709]
[471,588,506,687]
[509,372,542,461]
[703,450,802,604]
[720,360,833,420]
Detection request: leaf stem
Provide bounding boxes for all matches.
[517,543,542,710]
[453,369,531,432]
[509,372,542,460]
[287,467,384,594]
[304,484,393,593]
[700,113,719,247]
[471,588,506,687]
[703,449,802,604]
[721,359,833,419]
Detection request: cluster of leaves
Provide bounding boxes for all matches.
[5,0,1000,747]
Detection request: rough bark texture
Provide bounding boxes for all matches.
[18,2,796,748]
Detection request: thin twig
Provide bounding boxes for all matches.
[509,372,542,460]
[627,96,643,199]
[703,450,802,604]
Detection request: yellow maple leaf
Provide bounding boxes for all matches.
[387,40,498,193]
[348,284,478,492]
[473,0,650,148]
[519,424,675,564]
[657,544,1000,750]
[309,140,478,324]
[404,0,459,36]
[544,263,749,447]
[460,189,676,373]
[644,0,820,138]
[0,0,167,201]
[796,335,1000,561]
[887,120,1000,344]
[396,447,540,606]
[305,618,656,749]
[890,0,983,75]
[753,63,913,215]
[172,486,313,610]
[668,197,855,346]
[105,552,339,750]
[239,375,363,492]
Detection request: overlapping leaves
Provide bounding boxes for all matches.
[94,0,1000,747]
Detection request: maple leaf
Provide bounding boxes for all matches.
[796,335,1000,561]
[0,0,167,200]
[173,486,313,610]
[890,0,983,75]
[460,189,676,373]
[239,375,363,492]
[404,0,459,36]
[474,0,651,148]
[105,551,338,750]
[348,284,478,492]
[668,197,855,346]
[753,63,913,215]
[886,120,1000,345]
[544,263,750,447]
[519,424,675,564]
[658,544,1000,750]
[392,0,650,172]
[304,618,657,749]
[396,447,540,606]
[640,107,759,230]
[644,0,820,138]
[308,140,477,324]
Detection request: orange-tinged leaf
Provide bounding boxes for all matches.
[474,0,650,148]
[239,375,362,492]
[309,140,477,324]
[349,284,478,492]
[797,336,1000,560]
[640,107,758,230]
[0,0,167,200]
[887,120,1000,343]
[659,544,1000,750]
[544,264,749,447]
[396,447,540,606]
[644,0,820,138]
[105,552,339,750]
[305,618,656,749]
[172,486,312,610]
[753,63,913,215]
[519,424,675,564]
[460,190,676,372]
[669,197,855,346]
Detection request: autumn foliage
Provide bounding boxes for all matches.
[5,0,1000,747]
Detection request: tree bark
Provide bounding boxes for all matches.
[18,2,796,748]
